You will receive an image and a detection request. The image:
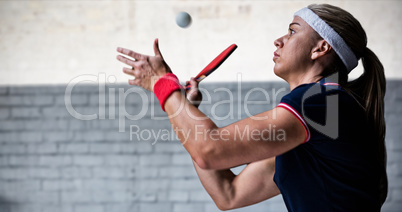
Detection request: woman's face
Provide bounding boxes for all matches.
[273,16,319,80]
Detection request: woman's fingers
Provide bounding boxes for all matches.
[153,39,164,59]
[117,55,146,78]
[123,67,144,80]
[116,55,136,67]
[185,77,203,106]
[128,78,140,86]
[122,67,134,75]
[117,47,143,61]
[189,78,199,89]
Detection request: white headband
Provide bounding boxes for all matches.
[294,7,358,73]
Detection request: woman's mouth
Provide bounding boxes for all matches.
[273,52,280,61]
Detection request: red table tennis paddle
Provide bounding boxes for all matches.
[186,44,237,90]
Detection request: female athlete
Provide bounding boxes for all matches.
[116,4,387,211]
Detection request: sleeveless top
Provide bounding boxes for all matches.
[274,78,381,212]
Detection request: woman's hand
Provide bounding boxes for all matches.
[116,39,171,91]
[186,78,203,108]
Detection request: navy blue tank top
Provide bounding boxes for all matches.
[274,78,381,211]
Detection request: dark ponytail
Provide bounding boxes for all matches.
[348,47,387,204]
[349,47,386,137]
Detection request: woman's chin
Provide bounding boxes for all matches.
[273,68,289,83]
[273,66,283,78]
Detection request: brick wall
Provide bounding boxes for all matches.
[0,81,400,212]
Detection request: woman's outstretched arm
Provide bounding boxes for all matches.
[116,39,306,170]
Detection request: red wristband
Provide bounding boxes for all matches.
[153,73,183,111]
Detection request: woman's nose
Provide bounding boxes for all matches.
[274,35,285,48]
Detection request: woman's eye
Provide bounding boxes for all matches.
[289,29,295,35]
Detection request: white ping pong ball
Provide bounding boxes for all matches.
[176,11,192,28]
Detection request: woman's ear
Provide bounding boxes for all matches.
[311,40,332,60]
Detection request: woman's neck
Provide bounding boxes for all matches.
[287,74,323,90]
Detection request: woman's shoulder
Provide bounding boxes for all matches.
[278,78,366,142]
[278,78,362,130]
